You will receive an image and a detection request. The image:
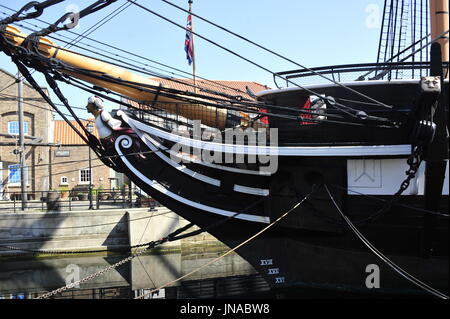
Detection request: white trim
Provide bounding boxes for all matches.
[125,116,412,157]
[118,110,272,176]
[79,168,91,185]
[140,133,270,197]
[114,135,270,224]
[141,133,219,187]
[148,132,272,176]
[60,176,68,185]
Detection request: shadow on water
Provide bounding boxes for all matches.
[0,206,132,297]
[0,207,70,295]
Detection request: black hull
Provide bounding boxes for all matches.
[106,79,449,297]
[111,131,449,296]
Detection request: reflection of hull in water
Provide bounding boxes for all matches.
[108,80,449,296]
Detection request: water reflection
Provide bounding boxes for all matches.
[0,247,268,299]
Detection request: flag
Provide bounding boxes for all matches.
[184,14,194,65]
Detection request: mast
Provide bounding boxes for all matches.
[420,0,449,257]
[430,0,449,77]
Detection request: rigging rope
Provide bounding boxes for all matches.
[127,0,398,116]
[135,189,314,299]
[324,184,448,300]
[329,183,449,218]
[159,0,395,110]
[1,7,399,128]
[0,0,64,25]
[0,5,261,102]
[32,194,274,299]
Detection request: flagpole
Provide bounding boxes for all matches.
[188,0,197,93]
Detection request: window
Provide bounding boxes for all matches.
[79,169,91,184]
[8,164,26,185]
[7,121,28,135]
[60,176,68,185]
[8,164,28,185]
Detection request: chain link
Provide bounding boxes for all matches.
[395,144,423,196]
[36,247,149,299]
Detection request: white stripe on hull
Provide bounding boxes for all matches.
[115,135,270,224]
[124,115,412,157]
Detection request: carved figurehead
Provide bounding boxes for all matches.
[420,76,441,94]
[85,96,146,161]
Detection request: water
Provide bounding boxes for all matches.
[0,246,271,299]
[0,246,434,300]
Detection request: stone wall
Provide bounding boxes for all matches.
[0,207,220,257]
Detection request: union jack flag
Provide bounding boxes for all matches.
[184,14,194,65]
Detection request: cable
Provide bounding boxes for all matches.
[325,184,448,300]
[159,0,395,110]
[329,183,449,218]
[64,1,132,50]
[0,6,260,101]
[135,189,314,299]
[2,10,399,128]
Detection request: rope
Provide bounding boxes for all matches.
[0,4,260,100]
[1,21,399,128]
[134,189,314,299]
[31,194,273,298]
[329,183,449,218]
[324,184,448,300]
[159,0,395,110]
[0,0,64,25]
[128,0,399,114]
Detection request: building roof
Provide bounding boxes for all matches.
[54,119,98,145]
[0,68,49,92]
[124,78,270,110]
[54,80,270,145]
[154,78,270,100]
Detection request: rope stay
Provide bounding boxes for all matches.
[5,31,395,129]
[0,0,64,25]
[329,183,449,218]
[158,0,395,110]
[0,5,402,129]
[128,0,397,113]
[0,26,393,129]
[324,184,448,300]
[32,191,311,299]
[134,189,314,299]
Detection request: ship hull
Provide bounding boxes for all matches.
[108,79,448,297]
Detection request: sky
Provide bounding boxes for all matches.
[0,0,385,119]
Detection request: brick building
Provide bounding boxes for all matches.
[0,69,124,200]
[0,69,53,200]
[51,120,124,197]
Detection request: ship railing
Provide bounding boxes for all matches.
[273,61,450,89]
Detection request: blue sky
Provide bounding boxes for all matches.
[0,0,384,119]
